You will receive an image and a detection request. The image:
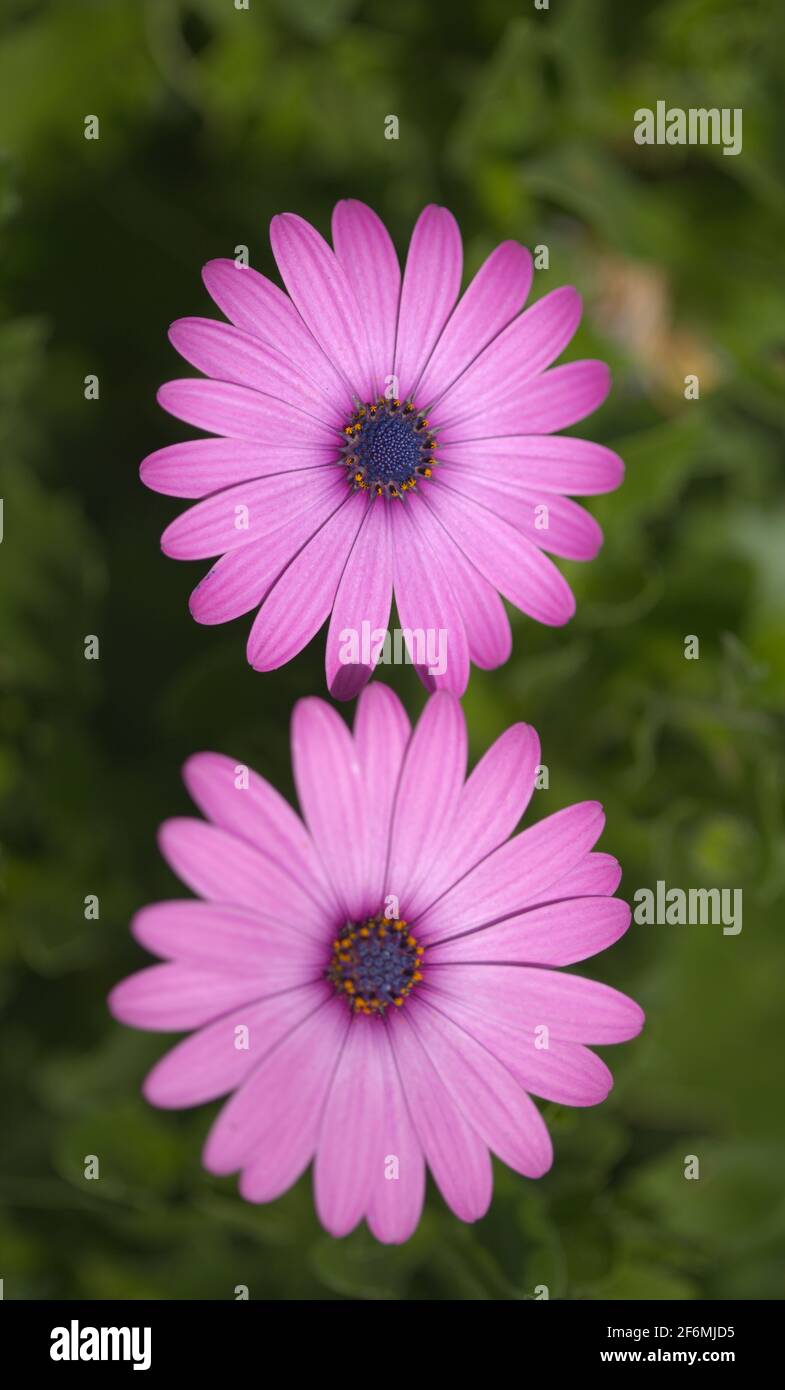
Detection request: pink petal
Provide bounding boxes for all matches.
[201,258,350,404]
[325,498,393,700]
[365,1025,426,1244]
[246,493,365,671]
[386,691,467,912]
[131,900,325,973]
[291,697,372,920]
[161,469,344,562]
[401,487,511,672]
[453,722,540,863]
[157,818,324,936]
[443,544,512,671]
[440,361,611,440]
[435,286,582,428]
[394,205,463,401]
[430,965,645,1044]
[157,378,339,446]
[409,722,540,918]
[141,984,326,1108]
[390,495,470,695]
[425,485,576,626]
[188,484,345,626]
[181,751,327,898]
[141,438,333,500]
[331,199,400,399]
[189,542,277,626]
[556,852,623,899]
[108,963,269,1031]
[427,896,632,965]
[501,1038,614,1107]
[409,1001,553,1177]
[352,683,411,910]
[168,318,345,427]
[270,212,375,400]
[439,435,624,496]
[415,240,533,408]
[314,1016,384,1237]
[427,991,614,1106]
[204,996,348,1184]
[388,1013,492,1222]
[415,801,605,939]
[444,473,604,560]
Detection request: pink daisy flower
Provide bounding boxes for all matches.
[142,201,623,698]
[109,684,643,1244]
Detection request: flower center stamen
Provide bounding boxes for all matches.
[341,398,438,498]
[327,914,425,1014]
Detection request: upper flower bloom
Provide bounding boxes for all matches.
[142,201,623,698]
[109,684,643,1244]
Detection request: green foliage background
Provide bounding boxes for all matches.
[1,0,784,1300]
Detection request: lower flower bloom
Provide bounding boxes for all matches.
[109,685,643,1243]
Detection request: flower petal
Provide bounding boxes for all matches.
[440,361,611,440]
[168,318,344,426]
[161,469,344,561]
[425,484,576,626]
[410,1000,553,1177]
[353,683,411,910]
[415,240,533,407]
[435,286,582,428]
[201,258,349,403]
[246,493,365,671]
[131,901,325,973]
[325,498,393,700]
[331,199,400,400]
[365,1025,426,1244]
[387,691,467,911]
[140,438,333,499]
[204,995,348,1184]
[556,852,623,899]
[388,1014,492,1222]
[425,991,614,1106]
[394,205,463,401]
[439,435,624,496]
[141,985,325,1108]
[181,752,329,899]
[314,1016,384,1237]
[108,963,268,1032]
[270,212,375,399]
[408,722,540,918]
[157,818,325,935]
[415,801,606,939]
[401,487,511,673]
[291,697,372,920]
[390,494,471,695]
[188,483,344,625]
[444,474,604,561]
[427,896,632,966]
[157,378,338,446]
[430,965,645,1044]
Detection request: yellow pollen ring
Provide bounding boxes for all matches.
[339,398,440,498]
[326,915,425,1016]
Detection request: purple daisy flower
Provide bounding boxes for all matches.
[142,201,623,698]
[109,684,643,1244]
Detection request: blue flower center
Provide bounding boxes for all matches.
[341,398,438,498]
[327,914,425,1014]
